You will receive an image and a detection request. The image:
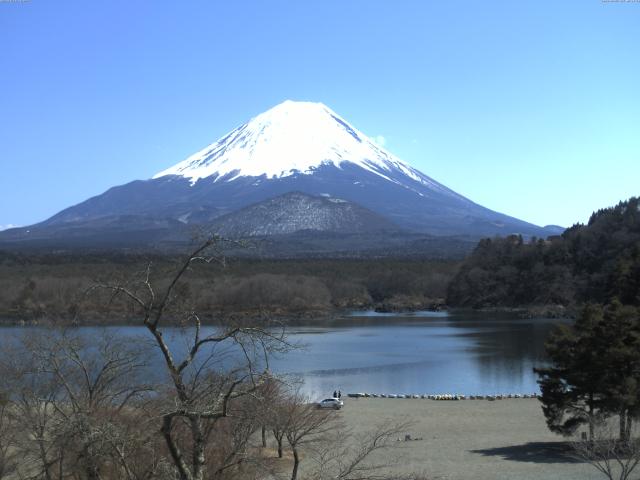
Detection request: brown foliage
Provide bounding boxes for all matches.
[0,253,458,323]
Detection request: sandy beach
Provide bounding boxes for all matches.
[332,397,602,480]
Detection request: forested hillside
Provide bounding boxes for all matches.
[0,253,457,323]
[447,197,640,310]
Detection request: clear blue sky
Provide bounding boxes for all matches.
[1,0,638,229]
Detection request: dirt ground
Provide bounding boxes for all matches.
[325,397,602,480]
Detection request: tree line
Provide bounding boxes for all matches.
[0,254,458,323]
[447,197,640,310]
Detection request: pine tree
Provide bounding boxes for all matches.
[594,300,640,441]
[536,302,640,441]
[535,305,608,439]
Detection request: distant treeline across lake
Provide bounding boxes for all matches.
[1,197,637,324]
[0,254,458,323]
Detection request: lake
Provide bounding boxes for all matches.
[270,310,561,399]
[0,310,564,400]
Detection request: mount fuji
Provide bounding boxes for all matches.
[0,100,562,253]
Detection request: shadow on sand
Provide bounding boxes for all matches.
[470,442,581,464]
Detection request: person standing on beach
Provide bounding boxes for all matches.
[338,390,341,399]
[333,390,337,398]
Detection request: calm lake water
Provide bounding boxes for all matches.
[0,311,565,400]
[272,310,562,399]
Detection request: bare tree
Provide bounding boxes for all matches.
[89,236,289,480]
[99,405,173,480]
[0,329,155,480]
[572,421,640,480]
[281,393,334,480]
[3,359,66,480]
[265,379,293,459]
[307,421,411,480]
[251,372,284,451]
[0,391,17,479]
[38,332,152,480]
[205,406,259,479]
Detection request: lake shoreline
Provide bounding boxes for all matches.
[0,301,575,327]
[477,304,575,320]
[1,311,558,402]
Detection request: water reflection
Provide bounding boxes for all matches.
[269,311,567,399]
[0,311,568,401]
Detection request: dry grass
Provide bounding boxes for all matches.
[290,398,604,480]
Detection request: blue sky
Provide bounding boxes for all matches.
[1,0,638,229]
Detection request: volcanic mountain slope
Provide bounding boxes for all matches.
[210,191,399,237]
[0,100,562,251]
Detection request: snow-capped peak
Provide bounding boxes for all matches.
[153,100,432,187]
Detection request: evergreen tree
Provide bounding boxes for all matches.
[536,302,640,441]
[535,305,607,439]
[594,300,640,441]
[447,197,640,309]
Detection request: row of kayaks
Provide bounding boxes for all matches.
[346,393,539,400]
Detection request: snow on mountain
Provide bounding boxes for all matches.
[209,191,398,237]
[153,100,457,198]
[0,100,560,251]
